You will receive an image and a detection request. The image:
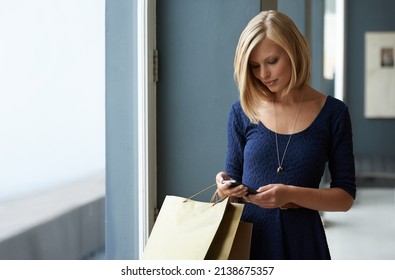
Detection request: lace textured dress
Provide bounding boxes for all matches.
[225,95,356,259]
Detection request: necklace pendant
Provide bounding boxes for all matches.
[277,166,284,174]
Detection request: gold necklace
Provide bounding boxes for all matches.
[273,92,304,174]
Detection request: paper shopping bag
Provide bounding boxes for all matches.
[228,221,253,259]
[205,202,252,259]
[141,195,252,260]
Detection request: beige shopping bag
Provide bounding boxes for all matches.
[141,195,252,260]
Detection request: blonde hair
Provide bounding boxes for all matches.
[234,10,311,123]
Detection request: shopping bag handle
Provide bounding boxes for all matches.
[184,183,228,205]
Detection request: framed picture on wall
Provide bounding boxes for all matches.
[365,32,395,118]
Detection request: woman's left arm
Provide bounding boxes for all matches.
[246,184,354,211]
[246,99,356,212]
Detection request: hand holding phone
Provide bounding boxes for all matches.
[222,179,258,195]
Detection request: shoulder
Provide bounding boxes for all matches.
[306,88,348,113]
[322,96,353,135]
[230,99,242,111]
[229,100,245,120]
[325,95,349,112]
[228,100,254,130]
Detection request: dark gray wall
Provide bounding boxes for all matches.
[310,0,325,92]
[156,0,261,204]
[278,0,325,92]
[346,0,395,158]
[278,0,308,33]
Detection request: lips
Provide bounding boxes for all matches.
[264,79,277,87]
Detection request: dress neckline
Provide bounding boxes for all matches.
[258,95,331,137]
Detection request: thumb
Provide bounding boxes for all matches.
[257,184,274,192]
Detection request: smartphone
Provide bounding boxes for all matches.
[222,179,258,194]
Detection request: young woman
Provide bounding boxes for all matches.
[216,10,356,259]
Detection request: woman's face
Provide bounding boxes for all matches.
[249,38,292,95]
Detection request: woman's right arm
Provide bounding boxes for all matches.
[216,104,248,199]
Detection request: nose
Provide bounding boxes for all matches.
[259,66,270,80]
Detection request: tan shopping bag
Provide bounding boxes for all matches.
[141,195,252,260]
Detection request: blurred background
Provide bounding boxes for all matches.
[0,0,105,259]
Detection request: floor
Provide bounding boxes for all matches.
[324,186,395,260]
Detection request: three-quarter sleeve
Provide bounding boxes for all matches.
[225,103,246,183]
[328,104,357,199]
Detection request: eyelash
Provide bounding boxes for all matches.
[250,58,278,68]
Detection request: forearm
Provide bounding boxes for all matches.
[288,186,354,212]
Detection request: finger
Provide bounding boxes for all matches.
[257,184,274,192]
[230,185,248,197]
[242,195,250,202]
[216,172,230,183]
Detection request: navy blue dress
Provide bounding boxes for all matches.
[225,95,356,260]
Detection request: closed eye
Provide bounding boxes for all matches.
[267,58,278,65]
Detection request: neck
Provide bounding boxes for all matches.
[272,86,309,104]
